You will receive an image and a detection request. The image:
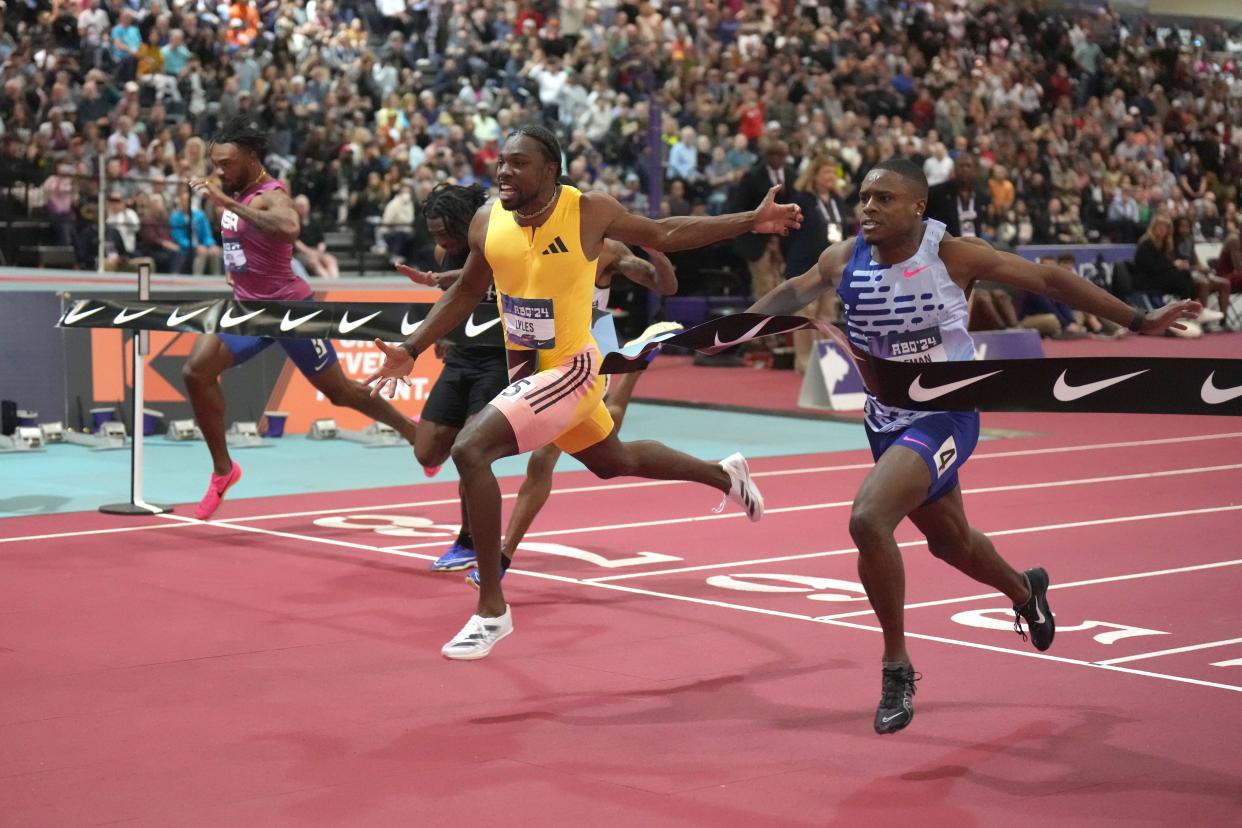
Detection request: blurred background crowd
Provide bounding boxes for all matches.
[1,0,1240,333]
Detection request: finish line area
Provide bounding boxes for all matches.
[2,396,1240,825]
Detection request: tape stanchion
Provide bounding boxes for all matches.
[99,264,173,515]
[59,302,1242,416]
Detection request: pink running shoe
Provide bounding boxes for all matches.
[194,461,242,519]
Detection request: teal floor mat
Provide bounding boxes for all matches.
[0,403,871,517]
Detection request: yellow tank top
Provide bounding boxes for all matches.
[483,186,598,369]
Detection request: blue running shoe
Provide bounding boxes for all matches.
[466,556,511,589]
[431,543,477,572]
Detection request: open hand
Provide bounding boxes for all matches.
[754,185,802,235]
[395,263,438,287]
[365,339,416,398]
[1137,299,1203,335]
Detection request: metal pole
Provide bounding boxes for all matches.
[100,263,171,515]
[97,160,105,274]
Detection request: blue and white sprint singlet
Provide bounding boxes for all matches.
[837,219,975,433]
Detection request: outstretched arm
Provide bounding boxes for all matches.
[747,239,851,316]
[587,186,801,253]
[366,206,494,396]
[940,238,1201,335]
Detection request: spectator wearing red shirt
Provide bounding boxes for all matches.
[737,88,765,144]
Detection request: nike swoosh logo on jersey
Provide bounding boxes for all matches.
[464,314,502,337]
[113,306,156,324]
[280,309,322,332]
[219,307,264,328]
[167,306,209,326]
[1052,369,1147,402]
[62,302,104,325]
[902,264,930,278]
[908,370,1002,402]
[712,318,773,350]
[338,310,381,334]
[401,313,423,336]
[1201,372,1242,405]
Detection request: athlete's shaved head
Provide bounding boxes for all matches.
[859,158,930,248]
[871,157,928,199]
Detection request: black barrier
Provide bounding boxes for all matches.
[58,295,503,349]
[58,303,1242,416]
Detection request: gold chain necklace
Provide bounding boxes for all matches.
[513,184,560,222]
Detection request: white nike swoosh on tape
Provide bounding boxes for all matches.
[464,314,502,337]
[280,309,322,331]
[881,713,906,723]
[401,313,423,336]
[113,306,156,324]
[908,370,1002,402]
[339,310,381,334]
[1052,369,1147,402]
[219,307,264,328]
[63,302,104,325]
[712,318,774,350]
[167,306,209,326]
[1201,372,1242,405]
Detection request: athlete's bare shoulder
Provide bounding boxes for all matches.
[817,236,856,287]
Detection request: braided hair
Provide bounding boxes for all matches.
[422,183,489,245]
[510,123,563,173]
[210,116,269,160]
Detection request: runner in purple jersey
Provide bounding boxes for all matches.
[184,118,419,520]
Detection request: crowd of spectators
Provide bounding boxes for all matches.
[0,0,1240,327]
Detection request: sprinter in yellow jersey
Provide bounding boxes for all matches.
[366,125,801,659]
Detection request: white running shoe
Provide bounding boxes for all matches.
[441,606,513,660]
[715,452,764,522]
[1169,320,1203,339]
[624,321,684,348]
[1197,307,1224,324]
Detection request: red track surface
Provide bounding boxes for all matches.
[3,414,1241,825]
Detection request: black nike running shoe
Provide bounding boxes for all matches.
[874,663,920,735]
[1013,567,1055,652]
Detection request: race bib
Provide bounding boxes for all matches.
[870,326,946,363]
[222,239,248,273]
[501,295,555,349]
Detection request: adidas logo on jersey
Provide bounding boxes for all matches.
[541,236,570,256]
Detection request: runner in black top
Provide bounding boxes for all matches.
[396,184,509,570]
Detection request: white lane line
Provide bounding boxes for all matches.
[7,433,1236,543]
[153,513,1242,694]
[583,502,1242,584]
[1095,637,1242,666]
[211,431,1242,524]
[0,520,200,546]
[818,548,1242,620]
[385,464,1242,552]
[157,513,440,563]
[7,459,1234,549]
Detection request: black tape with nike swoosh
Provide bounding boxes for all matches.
[56,302,1242,413]
[56,297,504,349]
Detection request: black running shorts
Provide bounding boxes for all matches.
[421,347,508,429]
